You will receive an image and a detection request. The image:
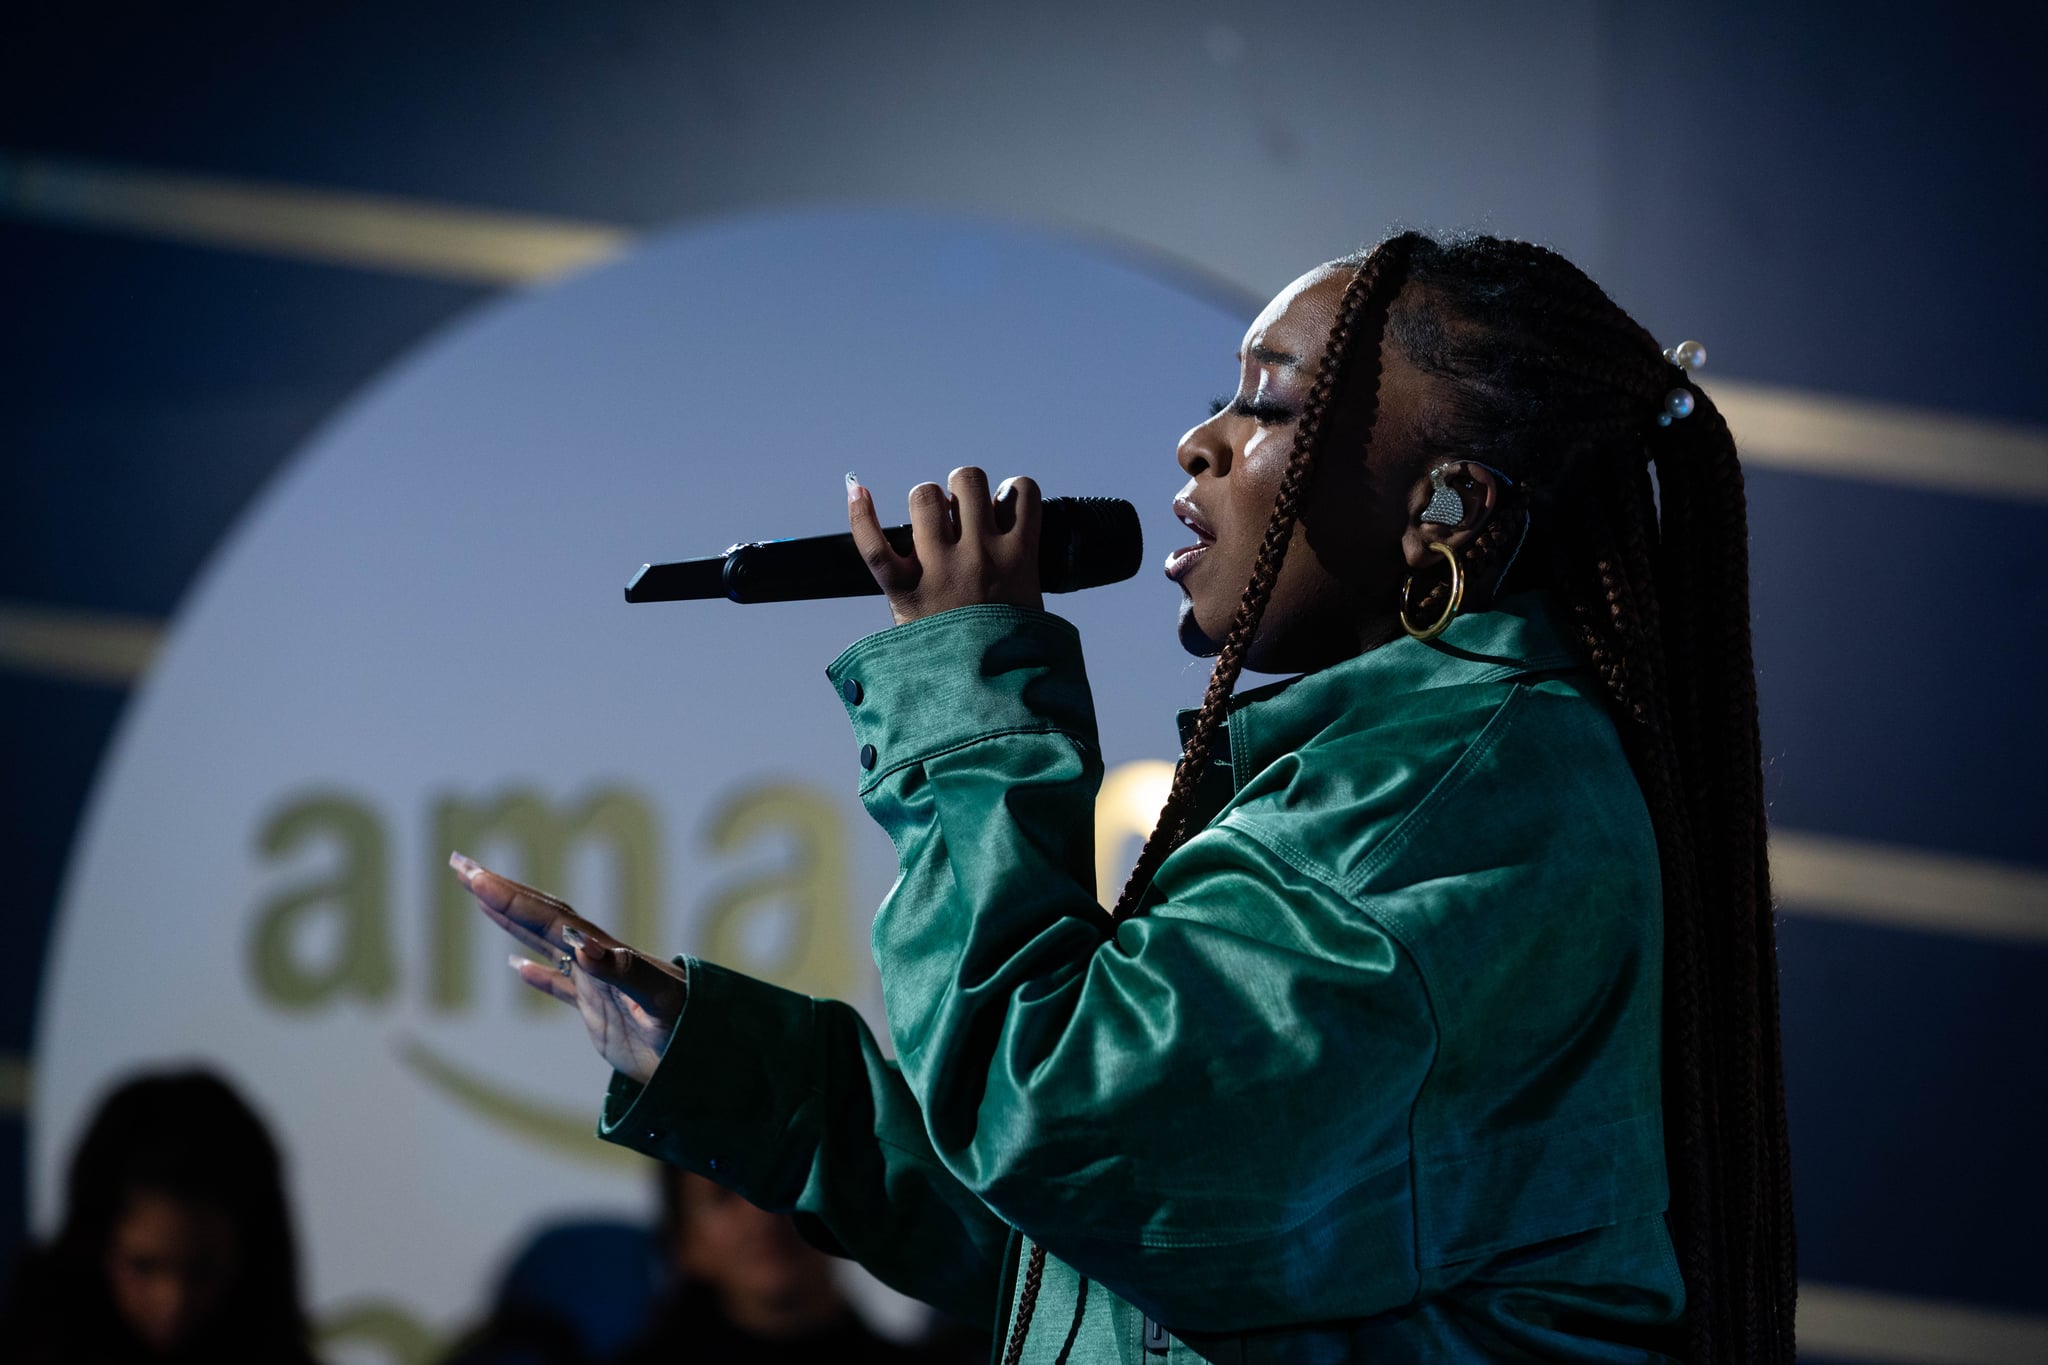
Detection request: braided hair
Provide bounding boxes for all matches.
[1085,232,1793,1361]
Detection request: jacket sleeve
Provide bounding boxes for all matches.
[825,605,1438,1333]
[594,957,1014,1326]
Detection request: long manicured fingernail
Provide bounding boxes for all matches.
[845,471,863,504]
[506,954,528,972]
[560,925,587,948]
[449,851,482,884]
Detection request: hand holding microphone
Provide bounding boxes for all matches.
[482,472,1104,1087]
[848,467,1047,625]
[624,468,1144,617]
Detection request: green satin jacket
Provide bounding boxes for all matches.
[599,594,1685,1362]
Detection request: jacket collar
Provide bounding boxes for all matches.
[1176,592,1585,785]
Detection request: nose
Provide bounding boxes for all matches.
[1177,414,1231,479]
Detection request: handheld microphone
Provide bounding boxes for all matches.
[625,496,1144,604]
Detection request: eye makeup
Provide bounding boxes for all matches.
[1211,393,1295,424]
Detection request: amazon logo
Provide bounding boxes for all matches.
[246,781,866,1164]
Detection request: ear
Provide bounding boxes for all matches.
[1400,461,1505,570]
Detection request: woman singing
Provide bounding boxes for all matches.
[454,231,1796,1361]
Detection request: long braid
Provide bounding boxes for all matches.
[1588,419,1730,1355]
[1538,354,1731,1337]
[1604,427,1734,1355]
[1377,235,1793,1358]
[1110,233,1420,921]
[999,1238,1048,1365]
[1663,389,1797,1354]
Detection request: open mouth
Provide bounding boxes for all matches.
[1164,495,1216,582]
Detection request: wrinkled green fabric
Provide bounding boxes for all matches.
[599,594,1683,1361]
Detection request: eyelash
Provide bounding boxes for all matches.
[1209,394,1294,424]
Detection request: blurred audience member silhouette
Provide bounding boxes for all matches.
[439,1169,985,1365]
[3,1068,319,1364]
[438,1218,657,1365]
[612,1165,939,1365]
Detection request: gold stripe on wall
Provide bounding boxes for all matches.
[5,151,2048,505]
[1800,1282,2048,1365]
[1713,379,2048,505]
[1772,832,2048,945]
[1,151,626,285]
[0,603,163,685]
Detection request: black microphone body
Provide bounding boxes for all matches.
[625,496,1144,604]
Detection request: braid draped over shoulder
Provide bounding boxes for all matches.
[1108,236,1414,921]
[1107,231,1797,1362]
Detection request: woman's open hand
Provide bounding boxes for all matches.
[847,466,1044,625]
[449,851,687,1085]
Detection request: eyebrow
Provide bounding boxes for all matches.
[1246,343,1304,370]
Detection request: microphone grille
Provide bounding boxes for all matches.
[1042,496,1145,593]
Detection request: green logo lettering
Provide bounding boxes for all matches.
[250,793,395,1008]
[699,783,861,1002]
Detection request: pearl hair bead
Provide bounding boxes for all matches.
[1664,339,1708,371]
[1655,340,1705,426]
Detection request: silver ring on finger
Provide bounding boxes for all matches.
[556,952,574,975]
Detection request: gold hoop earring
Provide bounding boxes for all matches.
[1399,542,1464,642]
